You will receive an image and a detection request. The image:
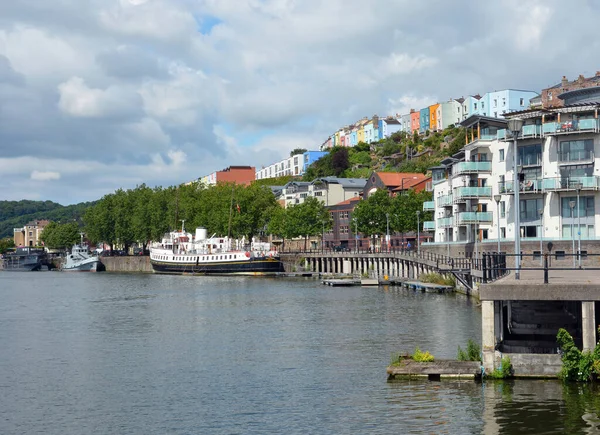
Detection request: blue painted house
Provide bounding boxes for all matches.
[419,107,430,134]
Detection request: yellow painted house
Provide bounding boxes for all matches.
[429,103,440,132]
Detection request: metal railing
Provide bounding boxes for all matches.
[457,211,493,224]
[454,186,492,200]
[452,161,492,176]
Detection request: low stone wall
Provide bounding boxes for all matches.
[508,353,563,378]
[101,256,153,273]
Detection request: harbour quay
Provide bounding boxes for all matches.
[480,266,600,378]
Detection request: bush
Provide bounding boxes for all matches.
[457,339,481,361]
[420,272,456,287]
[489,356,513,379]
[413,347,435,362]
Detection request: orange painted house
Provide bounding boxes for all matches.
[410,110,420,134]
[429,103,440,132]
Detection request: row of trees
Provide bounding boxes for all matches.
[36,183,430,251]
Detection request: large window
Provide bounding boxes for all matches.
[561,196,595,218]
[520,198,543,221]
[559,139,593,162]
[518,144,541,166]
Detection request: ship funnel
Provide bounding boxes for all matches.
[195,227,207,241]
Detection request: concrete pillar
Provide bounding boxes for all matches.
[482,300,496,374]
[582,301,596,352]
[342,259,350,274]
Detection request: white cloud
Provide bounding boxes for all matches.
[31,170,61,181]
[57,76,141,118]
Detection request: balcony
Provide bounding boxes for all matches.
[542,119,600,136]
[558,150,595,165]
[498,179,542,195]
[457,212,493,224]
[452,161,492,176]
[454,186,492,201]
[541,176,600,191]
[423,221,436,231]
[423,201,435,211]
[497,129,507,140]
[437,217,454,228]
[437,194,453,207]
[521,124,542,138]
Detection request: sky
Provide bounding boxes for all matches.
[2,0,600,205]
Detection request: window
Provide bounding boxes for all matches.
[482,229,489,240]
[482,102,485,109]
[559,139,593,162]
[521,225,538,238]
[518,144,542,166]
[502,98,506,106]
[500,201,506,218]
[555,250,565,259]
[493,99,497,107]
[474,103,478,110]
[561,196,594,218]
[500,227,506,238]
[520,98,525,106]
[548,91,553,101]
[494,112,497,118]
[499,149,505,162]
[520,198,543,221]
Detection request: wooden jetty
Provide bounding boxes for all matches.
[387,360,482,381]
[402,281,453,293]
[322,279,360,286]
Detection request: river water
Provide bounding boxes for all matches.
[1,272,599,434]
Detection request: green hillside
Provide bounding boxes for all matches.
[0,200,95,238]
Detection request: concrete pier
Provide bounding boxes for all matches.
[480,269,600,377]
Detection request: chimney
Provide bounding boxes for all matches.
[596,71,600,77]
[561,76,568,86]
[578,74,585,84]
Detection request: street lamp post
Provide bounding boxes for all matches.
[416,211,421,255]
[353,218,359,253]
[576,184,582,268]
[472,204,479,264]
[494,194,501,253]
[322,220,325,253]
[385,212,390,253]
[569,200,576,268]
[507,118,524,279]
[538,208,543,266]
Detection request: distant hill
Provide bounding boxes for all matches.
[0,200,95,238]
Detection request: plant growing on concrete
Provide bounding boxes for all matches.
[556,327,600,382]
[412,347,435,362]
[389,348,434,365]
[457,339,481,362]
[488,356,513,379]
[420,272,456,287]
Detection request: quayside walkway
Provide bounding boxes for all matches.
[280,249,508,294]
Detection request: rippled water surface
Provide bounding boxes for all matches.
[0,272,598,434]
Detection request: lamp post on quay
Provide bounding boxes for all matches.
[569,200,576,268]
[494,194,501,253]
[385,212,390,252]
[416,211,421,255]
[472,204,479,265]
[576,183,582,268]
[353,218,359,253]
[507,118,524,279]
[538,208,543,266]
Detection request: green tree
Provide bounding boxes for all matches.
[285,197,331,250]
[352,189,393,238]
[40,221,80,250]
[0,237,15,253]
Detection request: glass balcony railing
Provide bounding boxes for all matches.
[541,176,600,191]
[454,186,492,199]
[423,201,435,211]
[519,154,542,166]
[453,161,492,176]
[437,217,454,228]
[438,194,453,207]
[458,212,493,224]
[423,221,436,231]
[542,119,599,135]
[558,150,594,164]
[499,179,542,194]
[497,129,507,140]
[521,124,542,138]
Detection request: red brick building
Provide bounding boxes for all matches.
[541,72,600,109]
[199,166,256,186]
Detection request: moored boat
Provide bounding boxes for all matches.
[62,235,104,272]
[1,247,48,271]
[149,226,284,275]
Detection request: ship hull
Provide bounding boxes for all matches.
[150,258,284,275]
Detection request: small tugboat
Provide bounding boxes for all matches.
[62,234,104,272]
[149,222,284,275]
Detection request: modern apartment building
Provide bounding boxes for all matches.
[280,177,366,208]
[255,151,327,180]
[424,92,600,253]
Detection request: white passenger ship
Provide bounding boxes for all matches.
[149,225,284,275]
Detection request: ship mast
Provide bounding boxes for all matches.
[227,185,234,239]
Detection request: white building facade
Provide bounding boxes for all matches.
[424,106,600,253]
